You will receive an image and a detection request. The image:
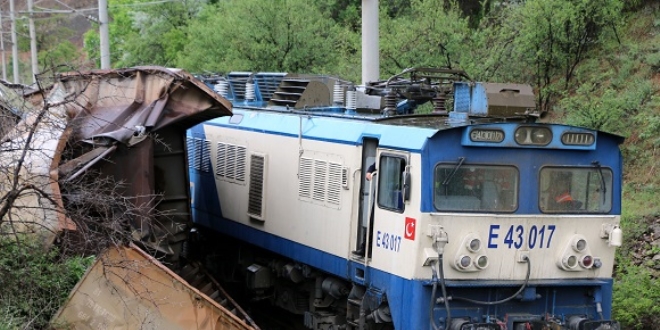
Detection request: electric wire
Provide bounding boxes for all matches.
[450,255,532,306]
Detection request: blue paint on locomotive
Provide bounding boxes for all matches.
[187,107,623,329]
[420,127,623,214]
[191,204,616,330]
[203,109,438,151]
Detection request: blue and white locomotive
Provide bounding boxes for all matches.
[187,68,622,330]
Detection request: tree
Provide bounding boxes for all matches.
[502,0,624,111]
[178,0,358,79]
[84,0,207,68]
[379,0,472,77]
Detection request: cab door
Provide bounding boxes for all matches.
[367,150,411,259]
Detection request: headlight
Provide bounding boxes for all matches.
[456,255,472,269]
[475,255,489,269]
[562,255,578,269]
[514,126,552,146]
[573,238,587,252]
[454,234,489,272]
[467,238,481,252]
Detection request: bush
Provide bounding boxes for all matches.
[613,261,660,329]
[0,238,94,329]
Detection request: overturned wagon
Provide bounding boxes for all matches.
[1,67,257,329]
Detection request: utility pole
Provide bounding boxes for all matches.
[361,0,379,85]
[10,0,18,83]
[0,3,7,81]
[99,0,110,69]
[27,0,38,84]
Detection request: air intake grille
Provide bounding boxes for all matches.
[248,154,266,220]
[216,142,247,184]
[298,157,342,208]
[187,137,211,173]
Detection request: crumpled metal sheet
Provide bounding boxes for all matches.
[59,66,231,146]
[51,244,256,330]
[0,66,231,242]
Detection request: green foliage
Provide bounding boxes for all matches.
[612,261,660,329]
[83,28,101,68]
[645,52,660,70]
[379,0,472,76]
[501,0,624,110]
[16,14,77,71]
[38,40,80,71]
[559,78,654,135]
[179,0,355,78]
[0,238,94,329]
[83,0,205,68]
[315,0,361,29]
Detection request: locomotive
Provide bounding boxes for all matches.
[186,67,622,330]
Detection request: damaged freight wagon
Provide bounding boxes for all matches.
[1,66,229,254]
[1,67,257,329]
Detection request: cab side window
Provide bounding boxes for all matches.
[377,156,406,212]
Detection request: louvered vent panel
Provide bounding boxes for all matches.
[298,158,313,199]
[216,142,247,185]
[327,162,342,205]
[248,154,265,219]
[216,142,227,177]
[226,144,236,179]
[313,160,327,202]
[192,138,202,170]
[186,137,196,169]
[341,167,349,189]
[235,146,247,182]
[200,140,211,172]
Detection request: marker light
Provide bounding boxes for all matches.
[468,238,481,252]
[514,126,552,146]
[580,255,594,268]
[475,255,489,269]
[457,256,472,269]
[562,255,578,269]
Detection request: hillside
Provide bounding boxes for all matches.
[0,0,658,328]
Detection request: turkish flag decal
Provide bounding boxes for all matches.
[404,217,416,240]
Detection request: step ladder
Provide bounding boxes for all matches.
[177,262,261,330]
[346,285,366,330]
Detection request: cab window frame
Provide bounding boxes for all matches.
[376,154,407,213]
[539,166,613,214]
[433,163,519,213]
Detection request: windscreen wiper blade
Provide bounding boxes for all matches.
[442,157,466,186]
[592,160,607,203]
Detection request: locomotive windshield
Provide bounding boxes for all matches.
[539,167,613,213]
[434,165,518,212]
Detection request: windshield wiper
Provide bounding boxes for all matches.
[592,161,607,203]
[442,157,466,186]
